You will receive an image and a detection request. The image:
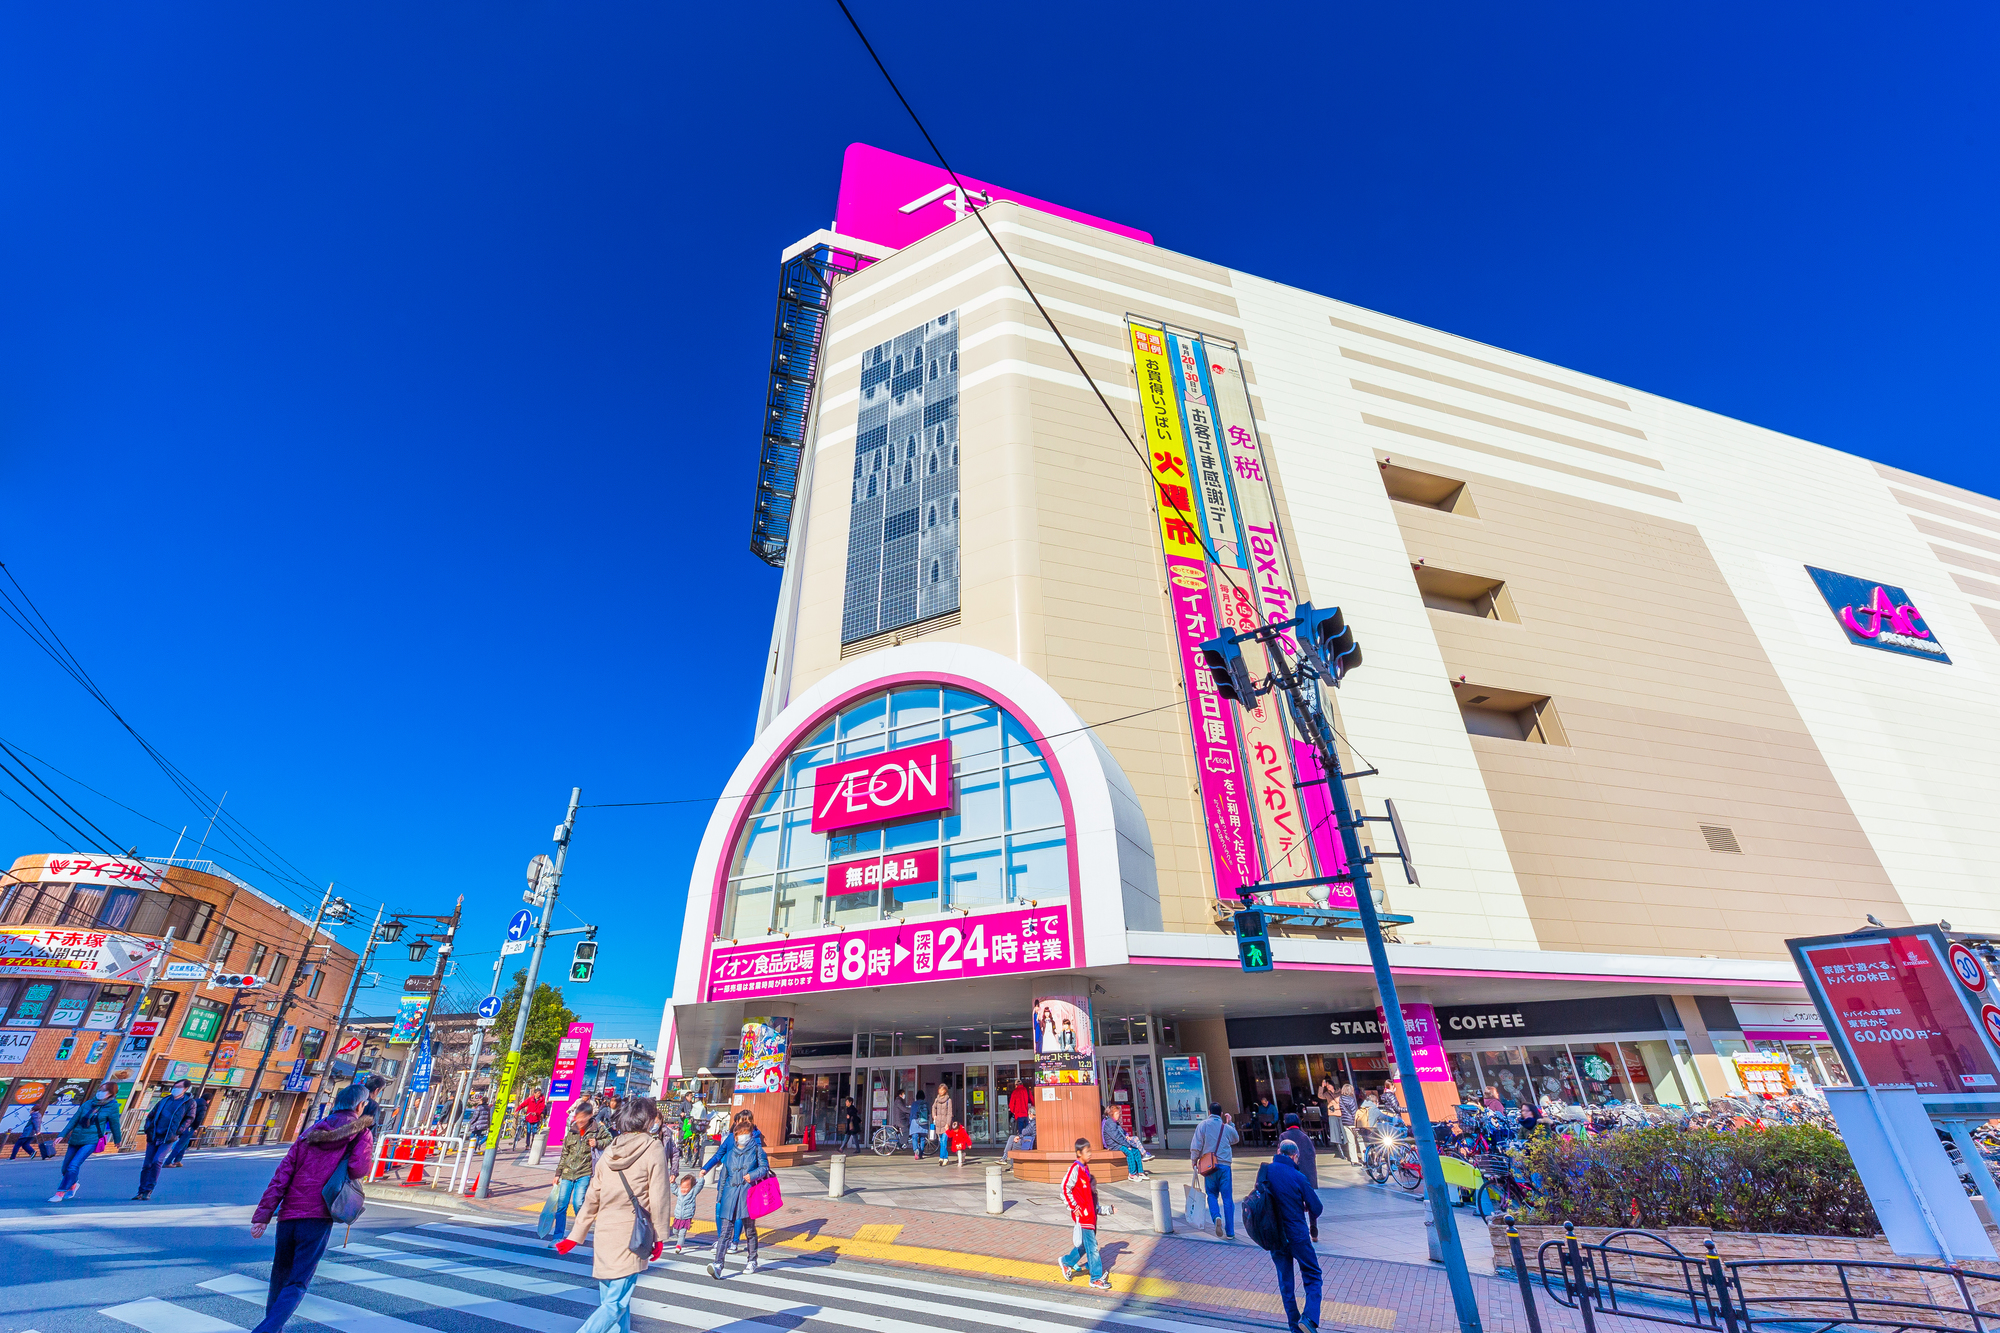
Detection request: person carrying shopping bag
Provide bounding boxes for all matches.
[700,1111,772,1279]
[538,1098,611,1244]
[50,1086,123,1202]
[554,1098,668,1333]
[248,1083,374,1333]
[1188,1102,1240,1239]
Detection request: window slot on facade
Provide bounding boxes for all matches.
[1699,824,1743,854]
[1414,565,1518,622]
[1379,459,1478,516]
[1455,683,1568,745]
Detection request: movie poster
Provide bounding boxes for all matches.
[1032,994,1095,1086]
[735,1015,792,1092]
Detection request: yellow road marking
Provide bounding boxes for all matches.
[851,1223,904,1244]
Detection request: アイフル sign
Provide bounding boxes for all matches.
[810,738,954,833]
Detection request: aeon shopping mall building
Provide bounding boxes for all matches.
[661,143,2000,1167]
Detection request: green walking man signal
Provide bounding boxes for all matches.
[569,939,597,983]
[1233,908,1273,973]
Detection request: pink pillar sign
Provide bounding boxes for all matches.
[544,1020,593,1148]
[1378,1004,1453,1083]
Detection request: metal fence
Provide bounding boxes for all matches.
[368,1133,478,1197]
[1507,1220,2000,1333]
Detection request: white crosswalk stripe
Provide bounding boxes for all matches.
[81,1214,1241,1333]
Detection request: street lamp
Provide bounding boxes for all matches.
[406,939,430,964]
[379,919,408,943]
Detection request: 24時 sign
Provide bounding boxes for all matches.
[811,738,953,834]
[1805,566,1949,663]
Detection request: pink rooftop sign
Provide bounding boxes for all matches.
[834,143,1152,252]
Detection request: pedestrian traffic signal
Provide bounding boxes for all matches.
[1232,908,1273,973]
[569,940,597,983]
[1295,603,1362,684]
[1198,630,1260,706]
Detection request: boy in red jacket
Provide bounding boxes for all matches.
[1057,1138,1112,1291]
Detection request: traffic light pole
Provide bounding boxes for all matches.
[1273,661,1483,1333]
[477,787,579,1199]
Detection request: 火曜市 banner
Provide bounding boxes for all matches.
[0,928,166,982]
[707,903,1071,1000]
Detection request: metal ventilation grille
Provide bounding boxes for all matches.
[1700,824,1743,854]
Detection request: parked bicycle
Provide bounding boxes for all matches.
[869,1124,909,1156]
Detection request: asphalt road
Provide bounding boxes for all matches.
[0,1149,1250,1333]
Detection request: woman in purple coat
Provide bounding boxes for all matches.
[248,1083,374,1333]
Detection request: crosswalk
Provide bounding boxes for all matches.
[90,1217,1240,1333]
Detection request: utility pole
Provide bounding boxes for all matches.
[226,884,337,1146]
[313,903,386,1110]
[477,787,578,1198]
[449,953,505,1141]
[111,927,176,1132]
[387,898,462,1135]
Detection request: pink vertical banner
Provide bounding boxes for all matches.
[545,1020,593,1148]
[1378,1004,1453,1083]
[1165,556,1259,898]
[1291,741,1357,909]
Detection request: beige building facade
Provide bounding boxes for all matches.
[669,183,2000,1149]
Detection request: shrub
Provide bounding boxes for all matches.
[1518,1124,1879,1237]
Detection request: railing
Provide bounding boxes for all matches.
[368,1133,478,1196]
[1508,1219,2000,1333]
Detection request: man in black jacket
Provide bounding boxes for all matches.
[134,1080,197,1199]
[1264,1141,1324,1333]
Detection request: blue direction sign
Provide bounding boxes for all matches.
[478,995,502,1020]
[506,910,534,941]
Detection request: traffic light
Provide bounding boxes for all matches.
[1232,909,1273,973]
[1295,603,1362,684]
[569,940,597,983]
[1198,630,1260,706]
[211,973,265,990]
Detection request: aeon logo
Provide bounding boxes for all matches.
[810,737,955,833]
[1805,566,1950,664]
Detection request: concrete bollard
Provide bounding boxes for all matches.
[1151,1176,1173,1234]
[985,1163,1004,1215]
[829,1153,845,1199]
[527,1128,548,1167]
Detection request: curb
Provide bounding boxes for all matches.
[358,1182,526,1219]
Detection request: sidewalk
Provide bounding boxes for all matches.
[365,1145,1571,1333]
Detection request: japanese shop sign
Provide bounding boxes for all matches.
[834,142,1152,253]
[811,738,954,834]
[1792,928,2000,1094]
[0,1034,31,1065]
[707,902,1073,1001]
[1379,1003,1454,1084]
[1805,566,1949,663]
[546,1020,593,1147]
[826,847,941,898]
[34,856,165,889]
[0,927,166,982]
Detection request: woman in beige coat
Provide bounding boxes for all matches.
[555,1098,668,1333]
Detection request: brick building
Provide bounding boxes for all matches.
[0,853,361,1150]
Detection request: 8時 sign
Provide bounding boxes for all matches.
[811,738,954,833]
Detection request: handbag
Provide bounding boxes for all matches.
[321,1154,367,1224]
[615,1170,656,1257]
[1183,1180,1206,1229]
[745,1174,783,1219]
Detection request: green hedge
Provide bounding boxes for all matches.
[1518,1125,1880,1236]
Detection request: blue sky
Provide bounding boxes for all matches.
[2,4,1993,1045]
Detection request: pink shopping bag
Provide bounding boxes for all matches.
[745,1175,784,1219]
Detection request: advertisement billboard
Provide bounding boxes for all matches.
[811,738,954,833]
[735,1015,791,1093]
[388,994,430,1045]
[1791,926,2000,1096]
[1161,1055,1209,1125]
[1033,994,1095,1086]
[708,903,1071,1001]
[546,1020,593,1146]
[0,927,167,982]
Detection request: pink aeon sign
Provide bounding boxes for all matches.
[834,143,1153,253]
[708,903,1072,1000]
[811,737,953,833]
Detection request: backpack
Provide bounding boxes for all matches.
[1241,1165,1281,1252]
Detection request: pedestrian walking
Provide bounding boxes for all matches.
[1277,1112,1319,1239]
[699,1105,771,1278]
[909,1097,933,1161]
[538,1098,610,1243]
[134,1079,197,1200]
[837,1097,862,1154]
[248,1083,374,1333]
[1336,1084,1358,1162]
[50,1085,123,1202]
[1188,1101,1240,1238]
[554,1098,668,1333]
[465,1095,493,1146]
[519,1090,547,1150]
[1259,1139,1324,1333]
[165,1093,209,1167]
[1008,1078,1033,1134]
[360,1075,387,1127]
[9,1104,50,1159]
[930,1083,953,1163]
[1100,1111,1146,1180]
[1056,1138,1112,1291]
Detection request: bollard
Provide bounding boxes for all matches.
[1505,1217,1543,1333]
[829,1153,845,1200]
[1150,1176,1172,1234]
[985,1163,1004,1215]
[527,1128,547,1167]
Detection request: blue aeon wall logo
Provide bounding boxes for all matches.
[1805,566,1950,664]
